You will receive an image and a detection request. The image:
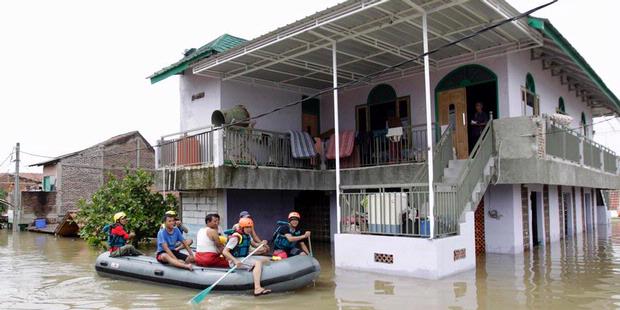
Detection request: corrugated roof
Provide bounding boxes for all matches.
[148,34,247,84]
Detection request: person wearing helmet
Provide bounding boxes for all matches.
[103,212,143,257]
[272,211,311,258]
[222,218,271,296]
[195,213,229,268]
[156,213,195,270]
[231,211,269,255]
[163,210,193,251]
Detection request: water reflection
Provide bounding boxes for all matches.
[1,222,620,309]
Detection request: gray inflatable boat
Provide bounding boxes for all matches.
[95,252,320,293]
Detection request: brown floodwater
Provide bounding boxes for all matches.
[2,222,620,309]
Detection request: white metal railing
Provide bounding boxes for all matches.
[544,115,617,173]
[158,129,215,168]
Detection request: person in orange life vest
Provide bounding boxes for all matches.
[231,211,270,255]
[195,213,229,268]
[222,218,271,296]
[105,212,143,257]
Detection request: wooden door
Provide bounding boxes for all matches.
[438,88,469,159]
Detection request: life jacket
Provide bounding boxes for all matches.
[272,220,301,251]
[103,223,126,249]
[230,230,251,257]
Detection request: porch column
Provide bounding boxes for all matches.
[422,13,435,239]
[332,42,341,234]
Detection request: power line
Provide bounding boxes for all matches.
[20,151,56,159]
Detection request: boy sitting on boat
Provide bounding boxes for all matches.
[195,213,229,268]
[104,212,143,257]
[222,217,272,296]
[156,213,195,270]
[272,211,311,258]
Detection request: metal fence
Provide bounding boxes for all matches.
[545,116,617,173]
[223,126,315,169]
[158,130,215,168]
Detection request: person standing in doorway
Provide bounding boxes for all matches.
[470,102,489,148]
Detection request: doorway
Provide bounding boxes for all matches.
[294,191,331,242]
[302,96,320,137]
[563,192,573,236]
[530,192,543,246]
[435,64,498,159]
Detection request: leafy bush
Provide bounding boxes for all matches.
[77,169,177,248]
[0,188,7,213]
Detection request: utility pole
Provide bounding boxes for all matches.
[12,142,20,233]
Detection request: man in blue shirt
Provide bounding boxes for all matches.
[156,213,194,270]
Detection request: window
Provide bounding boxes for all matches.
[581,112,587,137]
[522,73,539,116]
[557,97,566,114]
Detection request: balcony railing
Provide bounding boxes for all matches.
[223,126,314,169]
[544,115,618,174]
[159,127,215,168]
[330,125,429,169]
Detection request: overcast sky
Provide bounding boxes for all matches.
[0,0,618,173]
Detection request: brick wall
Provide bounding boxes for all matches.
[521,185,530,252]
[58,146,103,215]
[610,190,620,213]
[180,190,222,239]
[21,191,56,223]
[543,185,550,243]
[103,135,155,182]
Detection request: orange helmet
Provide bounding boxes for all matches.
[239,217,254,228]
[288,211,301,221]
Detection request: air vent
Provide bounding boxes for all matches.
[374,253,394,264]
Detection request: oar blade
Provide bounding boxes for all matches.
[189,285,213,305]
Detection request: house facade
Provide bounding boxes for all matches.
[31,131,155,219]
[149,0,620,279]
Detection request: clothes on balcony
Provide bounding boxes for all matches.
[288,130,317,159]
[326,130,355,160]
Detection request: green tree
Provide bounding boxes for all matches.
[0,188,7,213]
[77,169,177,248]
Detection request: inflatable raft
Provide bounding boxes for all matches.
[95,252,320,293]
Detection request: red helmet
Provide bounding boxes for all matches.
[239,217,254,228]
[288,211,301,221]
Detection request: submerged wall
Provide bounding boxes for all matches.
[334,211,475,279]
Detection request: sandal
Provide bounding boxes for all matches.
[253,288,272,296]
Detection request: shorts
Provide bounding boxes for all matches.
[156,250,188,263]
[287,247,303,257]
[195,252,229,268]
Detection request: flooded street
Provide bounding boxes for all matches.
[2,223,620,309]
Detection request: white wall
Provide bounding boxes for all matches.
[507,51,593,135]
[485,184,523,254]
[334,211,476,279]
[319,55,509,133]
[179,74,221,132]
[220,80,304,132]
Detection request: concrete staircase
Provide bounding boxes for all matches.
[440,157,496,215]
[442,159,466,184]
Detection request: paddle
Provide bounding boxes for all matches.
[308,235,313,257]
[188,243,264,305]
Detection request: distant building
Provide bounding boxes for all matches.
[30,131,155,218]
[0,173,42,193]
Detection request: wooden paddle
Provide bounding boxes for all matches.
[188,243,265,305]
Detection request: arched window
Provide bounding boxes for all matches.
[581,112,587,136]
[557,97,566,114]
[356,84,410,132]
[523,73,539,116]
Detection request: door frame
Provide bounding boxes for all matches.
[434,64,499,142]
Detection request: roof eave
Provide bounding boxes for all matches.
[528,17,620,115]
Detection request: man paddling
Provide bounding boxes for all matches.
[156,213,194,270]
[231,211,269,255]
[222,218,271,296]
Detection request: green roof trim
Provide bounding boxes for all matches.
[148,34,247,84]
[528,17,620,113]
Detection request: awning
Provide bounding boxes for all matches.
[189,0,542,90]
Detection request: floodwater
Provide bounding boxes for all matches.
[2,223,620,310]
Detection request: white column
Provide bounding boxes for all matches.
[332,42,341,234]
[423,13,435,239]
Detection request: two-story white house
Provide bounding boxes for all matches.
[149,0,620,279]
